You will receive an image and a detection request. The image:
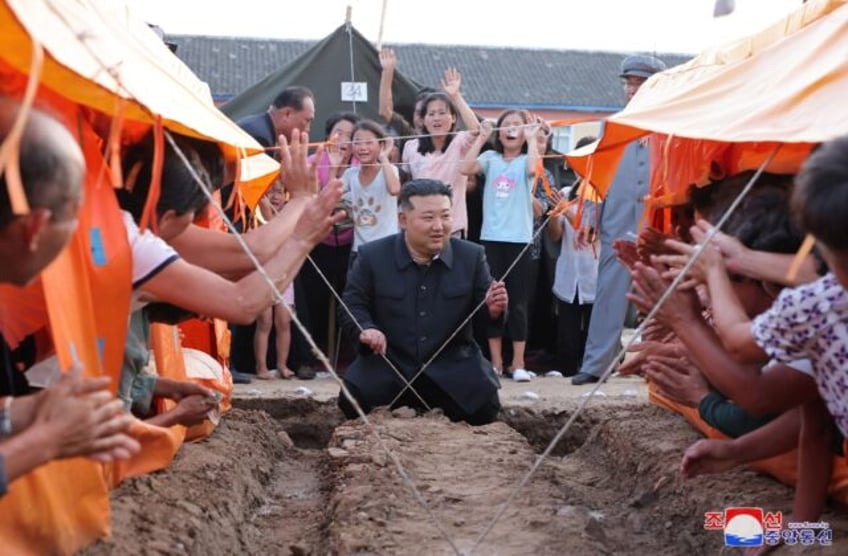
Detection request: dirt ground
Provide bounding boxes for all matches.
[84,374,847,555]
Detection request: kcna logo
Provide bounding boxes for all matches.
[704,507,833,547]
[722,508,767,547]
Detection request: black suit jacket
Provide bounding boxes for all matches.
[236,112,276,148]
[340,234,501,414]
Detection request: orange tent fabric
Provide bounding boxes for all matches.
[0,0,279,205]
[0,98,128,556]
[110,322,234,486]
[566,0,848,204]
[0,459,112,556]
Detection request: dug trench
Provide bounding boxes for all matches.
[84,398,846,555]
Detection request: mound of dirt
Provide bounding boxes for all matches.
[83,409,331,556]
[83,401,846,555]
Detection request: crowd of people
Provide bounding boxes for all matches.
[1,35,847,552]
[235,53,612,391]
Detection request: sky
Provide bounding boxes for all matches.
[126,0,804,54]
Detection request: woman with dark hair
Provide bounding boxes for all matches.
[461,110,542,381]
[401,68,479,238]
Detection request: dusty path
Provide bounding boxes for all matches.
[84,385,847,555]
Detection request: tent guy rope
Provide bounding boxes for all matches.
[467,144,782,554]
[163,129,465,555]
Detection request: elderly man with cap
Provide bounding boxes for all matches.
[571,54,667,385]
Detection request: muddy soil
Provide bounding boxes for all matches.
[83,400,847,555]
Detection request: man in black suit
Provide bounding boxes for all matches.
[338,179,507,425]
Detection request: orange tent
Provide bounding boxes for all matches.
[567,0,848,206]
[0,0,277,552]
[0,0,279,206]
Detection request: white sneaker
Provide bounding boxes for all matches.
[512,368,533,382]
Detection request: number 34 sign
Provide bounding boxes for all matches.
[341,82,368,102]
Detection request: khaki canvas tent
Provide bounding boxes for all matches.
[222,23,423,139]
[566,0,848,205]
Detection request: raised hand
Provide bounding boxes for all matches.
[441,67,462,98]
[656,232,724,287]
[613,239,640,271]
[475,119,494,141]
[523,121,541,142]
[379,136,395,163]
[628,262,703,326]
[327,131,344,168]
[379,48,397,71]
[291,178,347,246]
[278,129,319,198]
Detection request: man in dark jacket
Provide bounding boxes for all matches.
[338,179,507,425]
[236,86,315,148]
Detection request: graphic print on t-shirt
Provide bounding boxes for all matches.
[494,174,516,199]
[354,196,381,228]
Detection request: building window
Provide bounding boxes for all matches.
[552,126,572,154]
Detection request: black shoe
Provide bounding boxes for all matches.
[571,372,600,386]
[296,366,317,380]
[230,369,253,384]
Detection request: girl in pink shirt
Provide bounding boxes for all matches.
[401,69,480,237]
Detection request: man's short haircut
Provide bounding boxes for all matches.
[323,111,361,138]
[0,103,83,229]
[272,86,314,111]
[399,179,453,211]
[793,135,848,251]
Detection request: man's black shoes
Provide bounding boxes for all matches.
[570,372,601,386]
[296,366,317,380]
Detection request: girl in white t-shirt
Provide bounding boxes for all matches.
[341,120,401,255]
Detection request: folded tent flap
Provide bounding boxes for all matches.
[565,0,848,199]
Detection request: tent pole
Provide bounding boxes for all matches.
[376,0,389,51]
[345,5,356,113]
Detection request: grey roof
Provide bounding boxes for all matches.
[168,34,691,112]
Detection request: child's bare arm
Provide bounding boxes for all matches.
[705,262,768,363]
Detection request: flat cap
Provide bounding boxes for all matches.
[619,55,667,79]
